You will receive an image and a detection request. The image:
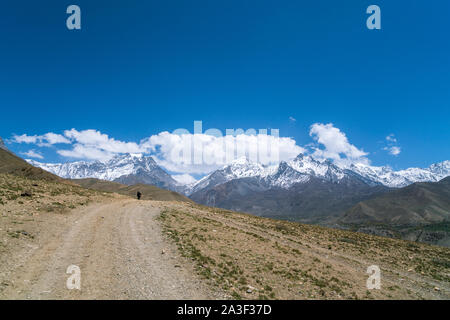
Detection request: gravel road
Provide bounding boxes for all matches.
[0,199,220,299]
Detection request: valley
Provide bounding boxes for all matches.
[0,146,449,299]
[28,152,450,246]
[0,171,448,299]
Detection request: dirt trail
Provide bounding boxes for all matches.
[0,199,221,300]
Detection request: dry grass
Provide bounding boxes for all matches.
[0,173,113,256]
[0,173,107,213]
[1,169,448,300]
[158,203,450,300]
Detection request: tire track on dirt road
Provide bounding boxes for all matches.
[0,200,221,299]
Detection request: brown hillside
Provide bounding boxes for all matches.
[0,148,65,182]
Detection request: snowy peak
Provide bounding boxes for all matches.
[26,151,450,195]
[189,154,450,195]
[288,154,345,181]
[27,153,180,191]
[350,161,450,188]
[264,161,311,188]
[28,153,158,181]
[223,156,268,179]
[104,153,159,176]
[429,160,450,175]
[187,157,270,195]
[221,154,347,186]
[189,154,359,194]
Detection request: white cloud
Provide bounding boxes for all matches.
[141,131,304,174]
[172,174,197,185]
[309,123,369,166]
[13,134,39,144]
[53,129,147,161]
[383,134,401,156]
[385,146,401,156]
[63,129,145,154]
[42,133,71,145]
[386,134,397,143]
[57,144,115,161]
[13,133,70,146]
[22,150,44,159]
[12,124,383,174]
[289,116,296,123]
[12,128,304,174]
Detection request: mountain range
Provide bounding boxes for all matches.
[349,161,450,188]
[28,153,450,192]
[28,153,183,193]
[27,153,450,235]
[188,155,388,223]
[3,145,449,299]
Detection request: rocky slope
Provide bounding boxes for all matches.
[340,177,450,246]
[0,137,7,151]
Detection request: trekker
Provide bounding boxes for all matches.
[137,191,142,200]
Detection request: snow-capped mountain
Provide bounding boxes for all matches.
[188,154,450,194]
[27,151,450,196]
[287,154,344,180]
[187,153,380,195]
[189,154,390,223]
[429,160,450,177]
[187,154,345,195]
[349,161,450,188]
[27,153,181,192]
[260,155,351,189]
[187,156,271,195]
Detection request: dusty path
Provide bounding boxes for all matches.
[0,199,221,300]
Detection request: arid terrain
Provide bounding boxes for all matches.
[0,174,222,299]
[158,203,450,300]
[0,171,449,300]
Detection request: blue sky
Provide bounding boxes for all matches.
[1,0,449,175]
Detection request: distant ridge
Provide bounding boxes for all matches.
[73,178,192,203]
[342,176,450,226]
[28,151,450,226]
[340,177,450,246]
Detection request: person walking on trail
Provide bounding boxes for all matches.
[137,191,142,200]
